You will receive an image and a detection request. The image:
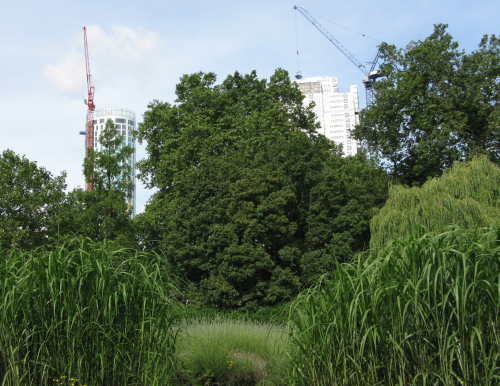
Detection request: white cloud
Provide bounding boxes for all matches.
[44,50,84,94]
[44,25,161,95]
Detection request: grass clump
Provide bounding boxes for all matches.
[287,226,500,386]
[0,239,182,386]
[177,318,289,385]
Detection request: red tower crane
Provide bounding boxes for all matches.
[83,26,95,191]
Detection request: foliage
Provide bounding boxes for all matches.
[0,240,182,386]
[136,69,389,308]
[177,318,289,386]
[354,24,500,185]
[60,119,135,243]
[286,226,500,386]
[84,118,134,197]
[370,155,500,250]
[0,149,66,251]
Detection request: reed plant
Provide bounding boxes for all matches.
[0,239,182,386]
[286,226,500,385]
[177,317,289,385]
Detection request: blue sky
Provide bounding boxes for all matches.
[1,0,498,212]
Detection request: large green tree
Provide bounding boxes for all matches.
[136,69,388,308]
[354,24,500,186]
[0,150,66,250]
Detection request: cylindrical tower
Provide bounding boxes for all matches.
[87,107,137,217]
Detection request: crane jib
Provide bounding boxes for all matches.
[293,6,368,76]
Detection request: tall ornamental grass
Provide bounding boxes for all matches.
[0,239,182,386]
[370,155,500,249]
[287,226,500,385]
[177,318,289,385]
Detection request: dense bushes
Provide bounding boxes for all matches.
[287,226,500,385]
[0,240,182,386]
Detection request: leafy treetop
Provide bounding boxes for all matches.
[355,24,500,186]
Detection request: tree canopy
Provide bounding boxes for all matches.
[136,69,388,308]
[63,119,135,243]
[370,155,500,250]
[354,24,500,186]
[0,149,66,250]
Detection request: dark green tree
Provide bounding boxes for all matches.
[61,119,135,243]
[136,69,388,308]
[354,24,500,186]
[0,150,66,250]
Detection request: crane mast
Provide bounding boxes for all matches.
[83,26,95,191]
[293,6,383,106]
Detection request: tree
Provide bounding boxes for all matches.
[0,149,66,250]
[370,155,500,250]
[354,24,500,186]
[62,119,135,243]
[136,69,389,308]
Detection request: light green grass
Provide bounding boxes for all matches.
[286,226,500,386]
[177,318,289,385]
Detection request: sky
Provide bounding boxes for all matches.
[1,0,498,213]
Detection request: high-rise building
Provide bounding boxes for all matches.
[295,76,360,156]
[86,107,137,217]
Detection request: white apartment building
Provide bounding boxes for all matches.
[296,76,360,156]
[86,107,137,217]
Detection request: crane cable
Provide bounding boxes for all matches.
[307,11,384,43]
[295,10,300,73]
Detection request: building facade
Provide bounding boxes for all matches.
[295,76,360,156]
[87,107,137,217]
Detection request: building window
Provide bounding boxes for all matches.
[345,113,349,117]
[347,146,352,150]
[344,104,348,108]
[345,118,350,122]
[343,93,347,98]
[347,140,351,144]
[116,118,126,124]
[128,120,135,126]
[346,123,350,128]
[99,119,104,123]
